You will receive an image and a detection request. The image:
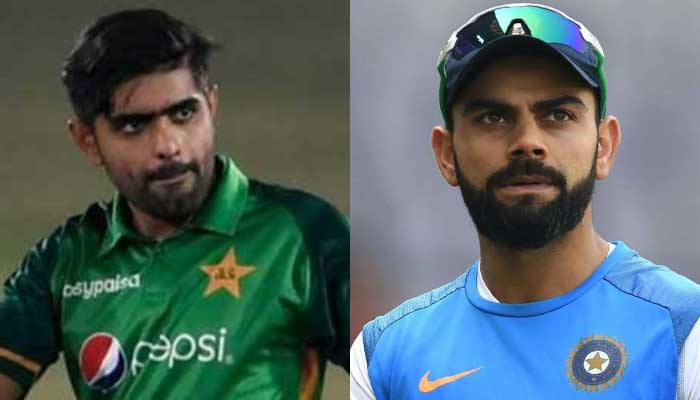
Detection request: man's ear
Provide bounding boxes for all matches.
[431,125,459,186]
[68,117,103,167]
[206,84,219,119]
[595,115,621,180]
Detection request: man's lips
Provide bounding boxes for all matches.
[147,162,197,185]
[150,170,190,186]
[500,175,552,186]
[497,175,557,195]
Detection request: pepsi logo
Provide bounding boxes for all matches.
[79,333,128,392]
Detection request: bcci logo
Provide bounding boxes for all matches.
[79,333,127,392]
[566,334,627,392]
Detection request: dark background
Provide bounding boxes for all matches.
[0,1,348,398]
[351,0,700,341]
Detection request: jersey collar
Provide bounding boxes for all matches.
[98,154,249,257]
[465,241,632,317]
[190,154,249,236]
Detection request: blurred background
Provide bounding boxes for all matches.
[351,0,700,339]
[0,1,347,399]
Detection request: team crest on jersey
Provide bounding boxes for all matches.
[79,333,128,392]
[566,334,627,392]
[201,248,255,299]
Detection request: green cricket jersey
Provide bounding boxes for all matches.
[0,155,349,399]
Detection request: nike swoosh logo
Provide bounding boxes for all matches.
[418,367,483,393]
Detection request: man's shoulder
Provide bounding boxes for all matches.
[605,244,700,351]
[65,201,110,232]
[361,271,469,366]
[33,202,109,258]
[245,179,348,234]
[605,245,700,305]
[7,201,110,291]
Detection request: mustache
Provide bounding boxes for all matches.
[146,161,199,182]
[487,158,567,189]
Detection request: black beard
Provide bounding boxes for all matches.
[107,154,217,225]
[137,158,215,223]
[455,156,596,250]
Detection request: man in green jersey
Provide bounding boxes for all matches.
[0,9,348,399]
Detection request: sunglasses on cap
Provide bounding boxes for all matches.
[437,3,607,128]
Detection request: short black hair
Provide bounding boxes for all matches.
[62,9,217,124]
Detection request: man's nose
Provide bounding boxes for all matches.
[507,117,547,160]
[150,117,182,160]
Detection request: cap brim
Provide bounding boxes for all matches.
[445,35,599,109]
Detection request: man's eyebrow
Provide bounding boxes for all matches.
[460,96,588,116]
[109,96,201,122]
[532,95,588,112]
[461,99,517,116]
[164,97,200,114]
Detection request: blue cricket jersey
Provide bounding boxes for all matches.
[361,242,700,399]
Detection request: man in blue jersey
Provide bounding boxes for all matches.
[350,3,700,399]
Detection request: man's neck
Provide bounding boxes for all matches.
[478,207,609,304]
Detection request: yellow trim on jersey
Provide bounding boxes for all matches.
[299,347,320,400]
[0,347,41,374]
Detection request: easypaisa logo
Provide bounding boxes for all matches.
[79,329,234,392]
[63,274,141,300]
